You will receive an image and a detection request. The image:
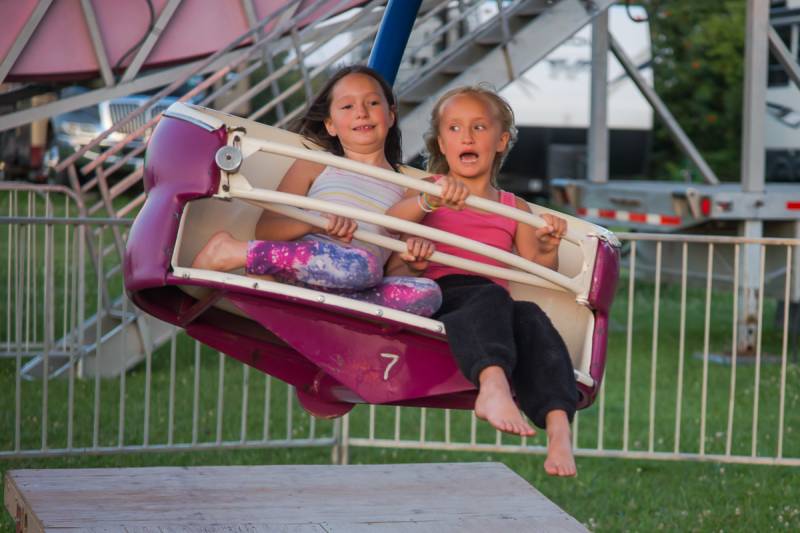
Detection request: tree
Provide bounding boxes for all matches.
[640,0,745,181]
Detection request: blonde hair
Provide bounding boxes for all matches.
[423,85,518,184]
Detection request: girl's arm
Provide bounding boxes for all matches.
[385,184,431,223]
[513,196,566,271]
[384,176,468,275]
[254,159,357,242]
[385,175,470,222]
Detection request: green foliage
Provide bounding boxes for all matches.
[642,0,746,181]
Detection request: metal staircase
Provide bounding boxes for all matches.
[396,0,616,158]
[20,0,617,378]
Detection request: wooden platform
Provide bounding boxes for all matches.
[4,462,588,532]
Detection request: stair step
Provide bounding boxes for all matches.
[475,35,504,46]
[399,73,458,105]
[438,47,483,75]
[20,296,174,380]
[20,354,74,380]
[79,313,175,378]
[515,0,553,17]
[399,0,555,97]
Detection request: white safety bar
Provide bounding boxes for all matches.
[248,140,587,245]
[225,183,586,296]
[232,188,573,293]
[223,142,595,297]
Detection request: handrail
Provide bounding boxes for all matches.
[80,0,352,177]
[253,139,586,245]
[55,0,308,173]
[221,0,384,116]
[397,0,523,93]
[402,0,485,61]
[0,182,86,215]
[247,24,380,123]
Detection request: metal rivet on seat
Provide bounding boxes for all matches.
[215,146,242,173]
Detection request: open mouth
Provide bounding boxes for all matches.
[353,124,375,132]
[459,151,479,163]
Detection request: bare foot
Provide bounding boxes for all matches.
[474,366,536,437]
[191,231,248,272]
[543,410,576,477]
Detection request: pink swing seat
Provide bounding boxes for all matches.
[124,103,620,418]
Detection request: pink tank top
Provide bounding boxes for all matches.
[423,190,518,289]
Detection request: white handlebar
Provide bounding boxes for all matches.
[231,187,583,295]
[255,140,584,245]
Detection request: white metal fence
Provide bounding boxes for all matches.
[344,233,800,467]
[0,187,338,458]
[1,196,798,466]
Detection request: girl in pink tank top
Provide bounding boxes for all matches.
[386,86,578,477]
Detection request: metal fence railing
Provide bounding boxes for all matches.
[1,191,798,466]
[0,198,336,458]
[343,233,800,467]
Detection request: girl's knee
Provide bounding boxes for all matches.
[378,277,443,316]
[414,282,443,316]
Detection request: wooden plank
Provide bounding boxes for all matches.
[4,462,588,532]
[4,470,45,533]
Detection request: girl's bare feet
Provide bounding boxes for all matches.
[192,231,249,272]
[474,366,536,437]
[543,410,576,477]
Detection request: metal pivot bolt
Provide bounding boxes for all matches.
[215,146,243,173]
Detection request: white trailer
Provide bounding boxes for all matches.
[498,4,652,195]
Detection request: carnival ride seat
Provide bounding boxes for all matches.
[124,102,620,418]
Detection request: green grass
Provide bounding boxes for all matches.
[1,192,799,531]
[2,441,799,531]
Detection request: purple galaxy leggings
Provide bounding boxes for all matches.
[246,238,442,317]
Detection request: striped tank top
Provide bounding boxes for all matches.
[304,165,405,265]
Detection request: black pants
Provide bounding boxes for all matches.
[434,275,578,429]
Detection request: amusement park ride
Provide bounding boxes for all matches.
[123,99,619,417]
[114,0,621,419]
[1,0,794,406]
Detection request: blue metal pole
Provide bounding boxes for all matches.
[367,0,423,86]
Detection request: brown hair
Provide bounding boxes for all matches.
[289,65,403,170]
[423,85,517,183]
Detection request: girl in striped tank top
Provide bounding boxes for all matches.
[387,86,578,476]
[192,66,441,317]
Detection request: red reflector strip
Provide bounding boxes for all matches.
[576,206,682,226]
[787,202,800,210]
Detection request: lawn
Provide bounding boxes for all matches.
[1,190,799,531]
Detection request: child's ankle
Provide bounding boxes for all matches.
[477,365,507,387]
[545,410,570,434]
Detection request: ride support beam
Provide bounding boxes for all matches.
[80,0,115,87]
[367,0,423,86]
[588,10,609,184]
[739,0,770,354]
[609,34,720,186]
[0,0,54,85]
